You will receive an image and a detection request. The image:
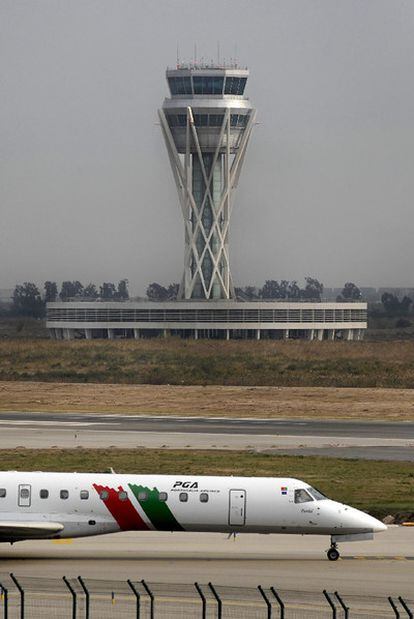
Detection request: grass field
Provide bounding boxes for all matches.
[1,448,412,518]
[1,338,414,388]
[2,380,414,420]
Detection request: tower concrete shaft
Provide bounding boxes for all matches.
[159,66,256,300]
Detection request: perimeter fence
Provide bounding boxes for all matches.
[0,573,412,618]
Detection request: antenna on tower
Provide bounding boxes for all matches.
[176,42,180,68]
[217,41,221,66]
[194,42,197,66]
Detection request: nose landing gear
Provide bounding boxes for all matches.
[327,541,340,561]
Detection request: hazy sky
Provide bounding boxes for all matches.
[2,0,414,294]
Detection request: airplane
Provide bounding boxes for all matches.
[0,471,386,561]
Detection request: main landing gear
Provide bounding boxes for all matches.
[327,540,340,561]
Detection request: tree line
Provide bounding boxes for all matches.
[6,279,129,318]
[3,277,376,320]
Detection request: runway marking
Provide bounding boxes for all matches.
[343,556,414,561]
[0,420,112,427]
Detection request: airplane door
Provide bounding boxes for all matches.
[18,484,31,507]
[229,490,246,526]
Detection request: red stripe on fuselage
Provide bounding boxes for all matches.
[93,484,150,531]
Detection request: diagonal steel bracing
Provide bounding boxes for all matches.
[159,107,256,300]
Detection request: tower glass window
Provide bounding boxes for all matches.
[168,77,192,95]
[224,77,247,95]
[193,76,224,95]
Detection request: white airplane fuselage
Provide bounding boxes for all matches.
[0,472,386,559]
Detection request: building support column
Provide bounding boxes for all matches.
[63,329,73,341]
[308,329,315,341]
[327,329,335,341]
[317,329,324,341]
[256,329,261,340]
[283,329,289,340]
[163,329,168,338]
[133,329,140,340]
[194,329,198,340]
[107,329,114,340]
[226,329,230,340]
[85,329,92,340]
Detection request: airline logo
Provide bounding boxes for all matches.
[281,486,288,495]
[93,483,184,532]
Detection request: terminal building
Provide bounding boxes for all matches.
[47,63,367,340]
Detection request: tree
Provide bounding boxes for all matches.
[12,283,44,317]
[288,281,301,299]
[400,296,412,316]
[146,282,169,301]
[100,282,117,300]
[116,279,129,300]
[302,277,323,300]
[235,286,259,300]
[260,280,281,299]
[60,281,84,300]
[83,283,98,299]
[44,281,58,303]
[338,282,362,301]
[381,292,412,316]
[166,283,179,300]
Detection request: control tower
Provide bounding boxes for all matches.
[159,64,256,300]
[46,62,368,342]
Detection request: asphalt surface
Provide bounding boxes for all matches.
[0,527,413,598]
[1,412,414,459]
[2,411,414,438]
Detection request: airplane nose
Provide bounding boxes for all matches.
[352,509,387,533]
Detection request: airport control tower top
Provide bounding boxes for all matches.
[159,63,256,300]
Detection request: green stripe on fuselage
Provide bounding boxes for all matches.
[128,484,184,531]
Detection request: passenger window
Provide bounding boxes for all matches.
[80,490,89,500]
[137,491,148,501]
[60,490,69,500]
[21,488,30,499]
[294,489,313,504]
[40,489,49,499]
[100,490,109,501]
[159,492,168,502]
[0,489,6,498]
[179,492,188,503]
[200,493,209,503]
[118,490,128,501]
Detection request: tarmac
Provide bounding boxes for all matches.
[0,412,414,459]
[0,526,413,598]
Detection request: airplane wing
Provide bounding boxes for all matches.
[0,521,64,540]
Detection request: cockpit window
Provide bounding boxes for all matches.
[307,486,327,501]
[294,489,313,504]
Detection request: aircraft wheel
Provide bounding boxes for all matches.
[327,547,340,561]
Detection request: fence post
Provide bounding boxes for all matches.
[127,580,140,619]
[77,576,90,619]
[334,591,349,619]
[194,582,206,619]
[0,582,8,619]
[323,590,337,619]
[208,582,222,619]
[141,580,154,619]
[399,597,413,618]
[63,576,77,619]
[388,597,400,618]
[258,585,272,619]
[270,587,285,619]
[9,574,24,619]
